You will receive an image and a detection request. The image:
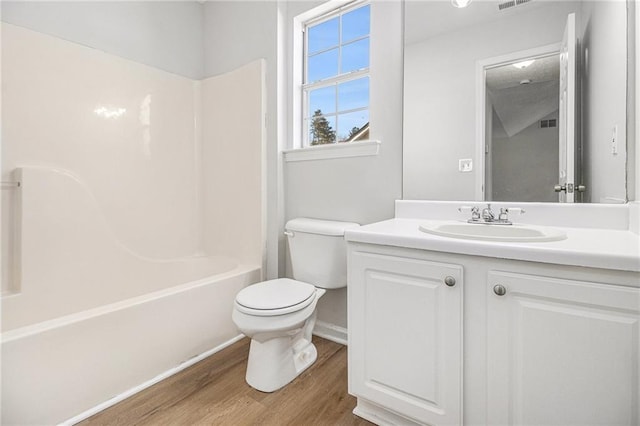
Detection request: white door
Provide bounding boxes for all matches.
[487,271,640,425]
[349,250,463,425]
[558,13,577,202]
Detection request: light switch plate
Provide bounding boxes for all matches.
[459,159,473,172]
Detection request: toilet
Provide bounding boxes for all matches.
[232,218,359,392]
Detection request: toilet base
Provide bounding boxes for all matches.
[245,309,320,393]
[245,334,318,392]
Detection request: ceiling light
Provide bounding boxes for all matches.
[451,0,472,8]
[513,59,535,69]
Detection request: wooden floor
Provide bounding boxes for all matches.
[81,336,373,425]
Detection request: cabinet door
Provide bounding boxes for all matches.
[487,271,640,426]
[349,250,463,425]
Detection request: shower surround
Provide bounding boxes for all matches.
[1,23,265,424]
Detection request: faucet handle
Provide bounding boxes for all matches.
[498,206,525,224]
[498,208,509,222]
[459,205,481,221]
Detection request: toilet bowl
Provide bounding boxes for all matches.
[231,218,359,393]
[232,278,326,392]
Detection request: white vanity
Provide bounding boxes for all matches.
[346,201,640,426]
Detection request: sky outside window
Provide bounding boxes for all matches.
[305,4,370,145]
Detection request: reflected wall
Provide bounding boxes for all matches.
[403,1,630,203]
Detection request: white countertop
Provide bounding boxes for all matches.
[345,218,640,272]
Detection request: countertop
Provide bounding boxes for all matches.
[345,218,640,272]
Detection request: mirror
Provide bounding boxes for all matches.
[403,0,632,203]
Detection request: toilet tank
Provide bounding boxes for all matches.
[285,218,360,289]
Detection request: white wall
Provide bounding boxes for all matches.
[403,1,580,200]
[284,1,403,224]
[0,1,204,79]
[283,1,404,330]
[204,0,404,330]
[581,0,628,203]
[204,1,276,78]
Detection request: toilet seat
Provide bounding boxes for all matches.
[235,278,317,317]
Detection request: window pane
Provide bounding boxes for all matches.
[308,112,336,145]
[342,5,370,43]
[338,77,369,112]
[341,38,369,74]
[337,110,369,142]
[309,85,336,115]
[308,48,339,82]
[308,17,339,54]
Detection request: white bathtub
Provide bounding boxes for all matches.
[1,167,262,424]
[1,263,260,425]
[1,26,266,424]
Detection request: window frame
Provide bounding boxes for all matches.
[297,0,371,148]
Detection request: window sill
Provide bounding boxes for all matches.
[283,140,380,162]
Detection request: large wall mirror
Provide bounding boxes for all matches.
[403,0,635,203]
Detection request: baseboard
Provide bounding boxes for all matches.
[354,398,422,426]
[313,320,347,345]
[61,334,245,425]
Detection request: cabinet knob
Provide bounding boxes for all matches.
[493,284,507,296]
[444,276,456,287]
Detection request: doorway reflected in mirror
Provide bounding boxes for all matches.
[485,53,561,202]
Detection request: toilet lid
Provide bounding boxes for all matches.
[235,278,316,313]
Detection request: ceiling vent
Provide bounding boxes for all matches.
[498,0,532,11]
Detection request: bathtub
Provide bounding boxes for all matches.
[2,264,260,425]
[1,167,262,424]
[1,26,266,423]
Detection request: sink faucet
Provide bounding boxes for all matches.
[459,204,525,225]
[481,204,495,222]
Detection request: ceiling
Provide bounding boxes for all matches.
[404,0,551,45]
[487,54,560,137]
[486,53,560,90]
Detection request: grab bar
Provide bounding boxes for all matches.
[1,181,21,189]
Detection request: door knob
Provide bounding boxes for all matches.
[444,276,456,287]
[555,183,585,194]
[493,284,506,296]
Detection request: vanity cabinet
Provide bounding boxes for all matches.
[486,271,640,426]
[348,248,463,425]
[348,242,640,426]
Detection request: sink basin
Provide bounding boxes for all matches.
[418,221,567,242]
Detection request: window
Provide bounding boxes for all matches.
[302,2,370,147]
